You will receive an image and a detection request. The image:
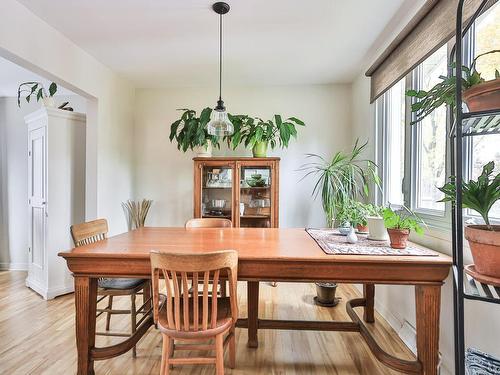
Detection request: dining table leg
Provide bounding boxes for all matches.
[247,281,259,348]
[415,284,441,375]
[363,283,375,323]
[74,276,98,375]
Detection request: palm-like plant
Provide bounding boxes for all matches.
[300,139,381,227]
[438,161,500,228]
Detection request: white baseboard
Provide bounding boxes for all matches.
[25,277,74,300]
[0,262,28,271]
[374,299,452,375]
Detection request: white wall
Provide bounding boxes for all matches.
[133,84,352,228]
[0,0,135,236]
[0,96,86,270]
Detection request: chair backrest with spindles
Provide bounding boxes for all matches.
[185,218,232,228]
[70,219,108,247]
[150,250,238,332]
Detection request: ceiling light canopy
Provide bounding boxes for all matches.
[207,2,234,137]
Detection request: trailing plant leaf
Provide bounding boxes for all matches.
[406,49,500,124]
[17,81,58,108]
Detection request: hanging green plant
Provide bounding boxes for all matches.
[406,49,500,124]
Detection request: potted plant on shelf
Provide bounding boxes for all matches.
[169,108,220,157]
[406,49,500,123]
[228,114,305,157]
[438,161,500,278]
[17,81,57,108]
[365,204,388,241]
[301,139,381,304]
[382,206,425,249]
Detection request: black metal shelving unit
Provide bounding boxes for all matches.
[452,1,500,374]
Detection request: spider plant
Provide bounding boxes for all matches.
[300,139,381,227]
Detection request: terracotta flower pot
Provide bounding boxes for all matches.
[462,79,500,112]
[357,224,368,233]
[465,225,500,278]
[387,228,410,249]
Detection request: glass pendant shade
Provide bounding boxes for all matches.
[207,108,234,136]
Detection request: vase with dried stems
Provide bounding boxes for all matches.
[122,199,153,230]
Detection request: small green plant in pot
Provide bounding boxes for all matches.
[365,204,388,241]
[169,108,220,157]
[438,161,500,278]
[228,115,305,157]
[18,81,57,108]
[382,206,425,249]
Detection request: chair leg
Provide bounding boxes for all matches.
[169,338,174,370]
[131,293,137,357]
[105,296,113,331]
[160,334,170,375]
[229,327,236,369]
[215,333,224,375]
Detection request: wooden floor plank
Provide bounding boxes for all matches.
[0,271,414,374]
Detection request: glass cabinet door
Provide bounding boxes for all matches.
[239,165,273,228]
[200,165,234,221]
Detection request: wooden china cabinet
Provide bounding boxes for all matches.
[193,157,280,228]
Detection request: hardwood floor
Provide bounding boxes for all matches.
[0,271,414,374]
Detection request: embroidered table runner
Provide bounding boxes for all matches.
[306,228,438,256]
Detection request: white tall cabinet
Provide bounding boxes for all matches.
[25,108,86,299]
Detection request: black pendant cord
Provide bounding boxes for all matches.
[218,12,223,104]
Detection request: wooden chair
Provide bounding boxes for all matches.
[70,218,150,357]
[151,250,238,375]
[185,218,232,228]
[185,218,232,297]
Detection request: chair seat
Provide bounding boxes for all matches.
[98,278,146,290]
[158,296,233,338]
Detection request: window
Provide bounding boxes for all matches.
[377,79,406,207]
[467,4,500,220]
[376,3,499,229]
[411,45,448,214]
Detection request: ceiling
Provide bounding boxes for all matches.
[17,0,407,88]
[0,56,74,97]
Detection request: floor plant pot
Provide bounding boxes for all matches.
[465,225,500,278]
[387,228,410,249]
[194,142,213,157]
[366,216,388,241]
[314,282,339,307]
[252,141,268,157]
[463,79,500,112]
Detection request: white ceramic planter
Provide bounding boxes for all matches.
[42,96,56,108]
[194,142,213,157]
[366,216,388,241]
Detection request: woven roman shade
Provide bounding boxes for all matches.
[365,0,495,103]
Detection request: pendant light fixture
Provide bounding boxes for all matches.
[207,2,234,136]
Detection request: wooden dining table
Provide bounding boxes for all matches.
[59,227,452,375]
